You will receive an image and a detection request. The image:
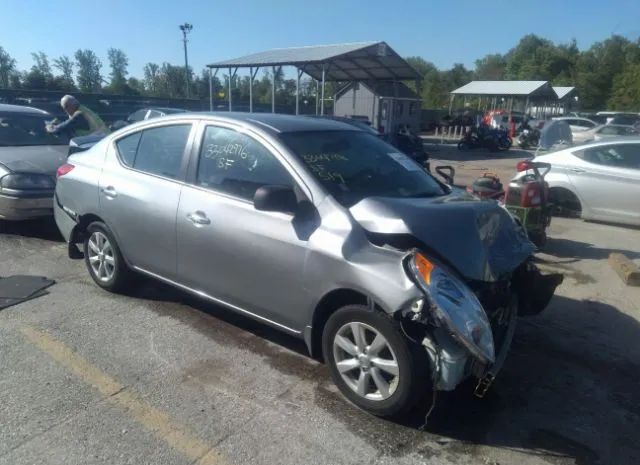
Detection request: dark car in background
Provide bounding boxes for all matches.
[0,104,68,220]
[69,107,187,155]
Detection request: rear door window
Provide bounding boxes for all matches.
[582,144,640,169]
[115,132,141,167]
[115,124,192,179]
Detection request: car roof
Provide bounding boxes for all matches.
[156,112,362,134]
[552,116,595,122]
[145,107,187,113]
[573,137,640,147]
[0,103,50,115]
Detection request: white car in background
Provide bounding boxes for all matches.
[515,138,640,226]
[572,124,639,144]
[551,116,597,135]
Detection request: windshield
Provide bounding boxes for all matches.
[280,130,446,207]
[0,112,69,146]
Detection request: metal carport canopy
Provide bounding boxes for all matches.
[206,41,420,81]
[205,41,420,115]
[450,81,556,98]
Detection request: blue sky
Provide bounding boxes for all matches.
[1,0,639,79]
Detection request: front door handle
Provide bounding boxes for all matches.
[568,168,585,173]
[186,211,211,226]
[101,186,117,198]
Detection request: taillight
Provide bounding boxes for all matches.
[56,163,75,179]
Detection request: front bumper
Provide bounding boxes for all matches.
[0,193,54,220]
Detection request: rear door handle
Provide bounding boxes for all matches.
[101,186,117,198]
[186,211,211,226]
[568,168,585,173]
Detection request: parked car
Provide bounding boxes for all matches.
[514,138,640,226]
[54,113,560,417]
[126,107,187,124]
[607,114,640,127]
[551,116,598,135]
[69,107,188,155]
[596,111,639,124]
[572,124,639,144]
[0,104,69,220]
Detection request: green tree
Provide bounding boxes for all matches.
[474,54,507,80]
[575,35,638,109]
[0,46,17,88]
[53,55,76,90]
[106,48,128,91]
[608,63,640,110]
[143,62,160,95]
[75,49,102,92]
[22,52,54,89]
[404,57,448,108]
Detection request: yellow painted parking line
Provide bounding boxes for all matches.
[20,326,227,465]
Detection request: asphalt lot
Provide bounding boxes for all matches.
[1,152,639,465]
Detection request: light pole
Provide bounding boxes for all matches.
[179,23,193,98]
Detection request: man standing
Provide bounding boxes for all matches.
[46,95,108,137]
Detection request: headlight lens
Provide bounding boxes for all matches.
[0,173,55,190]
[407,251,495,364]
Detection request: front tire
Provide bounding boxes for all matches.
[83,221,132,293]
[322,305,431,418]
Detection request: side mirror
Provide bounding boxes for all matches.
[254,185,298,214]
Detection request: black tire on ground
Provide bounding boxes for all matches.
[322,305,431,418]
[83,221,132,293]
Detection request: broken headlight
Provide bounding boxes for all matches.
[406,251,495,364]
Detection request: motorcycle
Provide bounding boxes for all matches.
[458,126,510,152]
[518,128,540,149]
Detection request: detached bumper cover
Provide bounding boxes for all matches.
[0,193,53,220]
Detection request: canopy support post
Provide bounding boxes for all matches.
[320,64,326,115]
[208,68,213,111]
[249,67,253,113]
[296,67,304,115]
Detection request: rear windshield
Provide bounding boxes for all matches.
[279,130,445,207]
[0,112,69,146]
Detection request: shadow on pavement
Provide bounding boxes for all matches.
[545,237,640,260]
[0,218,63,242]
[127,273,640,465]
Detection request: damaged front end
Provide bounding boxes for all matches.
[349,193,563,398]
[399,249,562,398]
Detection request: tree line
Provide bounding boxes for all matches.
[1,33,639,111]
[406,34,640,111]
[0,46,327,109]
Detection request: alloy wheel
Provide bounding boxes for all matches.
[332,322,400,401]
[87,231,115,282]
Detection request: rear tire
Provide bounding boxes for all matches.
[322,305,431,418]
[83,221,132,293]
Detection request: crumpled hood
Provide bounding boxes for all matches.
[0,145,68,175]
[349,189,535,282]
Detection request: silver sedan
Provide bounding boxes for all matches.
[518,138,640,226]
[0,104,68,220]
[53,112,559,417]
[573,124,639,144]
